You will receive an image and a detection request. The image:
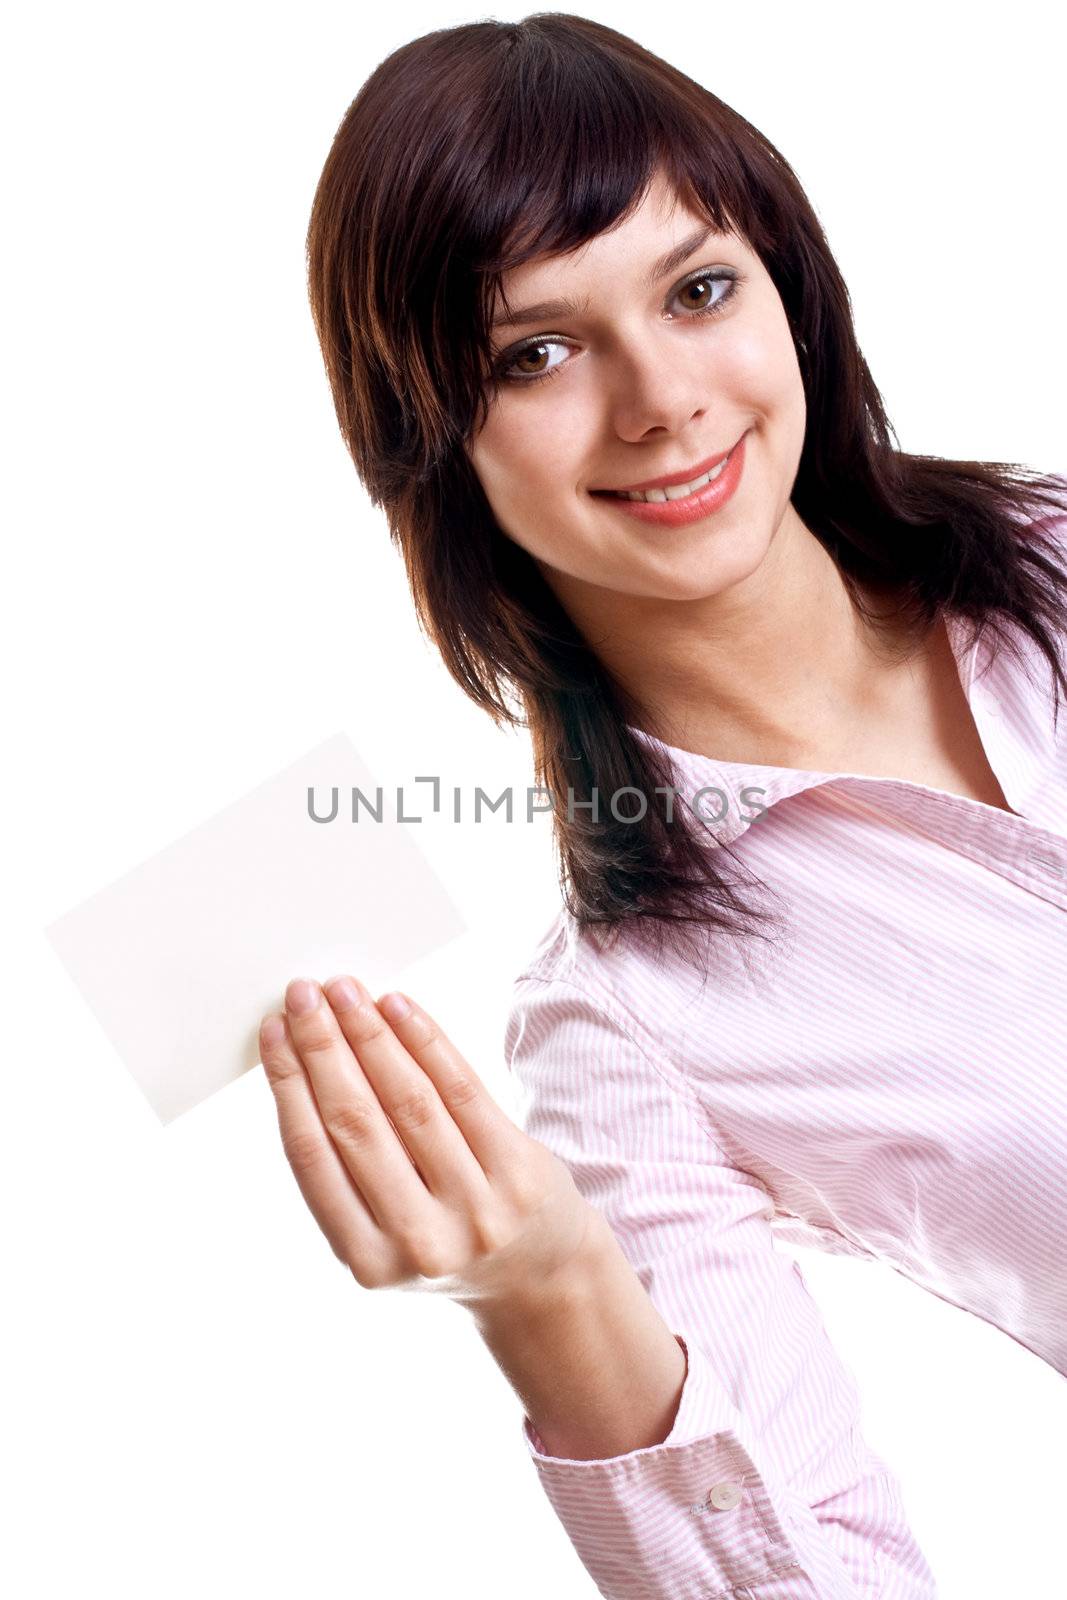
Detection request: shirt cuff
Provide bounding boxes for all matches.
[518,1332,814,1600]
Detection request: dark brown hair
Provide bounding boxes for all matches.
[305,12,1067,971]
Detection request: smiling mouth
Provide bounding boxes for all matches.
[590,437,742,503]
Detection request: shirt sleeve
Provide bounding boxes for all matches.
[503,971,938,1600]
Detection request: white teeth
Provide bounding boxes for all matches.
[620,452,730,502]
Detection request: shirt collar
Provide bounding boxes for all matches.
[625,607,1059,846]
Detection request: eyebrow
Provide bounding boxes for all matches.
[491,223,718,331]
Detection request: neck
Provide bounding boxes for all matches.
[547,504,933,766]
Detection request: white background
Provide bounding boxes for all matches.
[4,3,1065,1595]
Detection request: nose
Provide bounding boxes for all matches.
[605,336,713,443]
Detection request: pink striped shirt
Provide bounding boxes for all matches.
[503,514,1067,1598]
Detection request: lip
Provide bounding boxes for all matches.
[592,436,743,494]
[594,430,747,528]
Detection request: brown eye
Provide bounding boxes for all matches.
[512,343,552,376]
[494,337,572,386]
[679,280,714,310]
[671,271,738,319]
[493,269,740,388]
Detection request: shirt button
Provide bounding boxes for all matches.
[708,1480,743,1510]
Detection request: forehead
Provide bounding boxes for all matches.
[491,183,741,323]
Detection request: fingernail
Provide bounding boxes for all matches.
[378,992,411,1023]
[286,978,320,1016]
[324,975,361,1011]
[260,1014,286,1047]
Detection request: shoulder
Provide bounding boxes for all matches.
[506,909,623,1033]
[503,906,723,1081]
[506,907,642,1029]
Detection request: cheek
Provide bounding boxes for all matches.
[718,325,796,404]
[471,406,584,510]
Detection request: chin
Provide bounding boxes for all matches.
[634,569,732,603]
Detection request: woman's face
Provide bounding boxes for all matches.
[464,169,807,611]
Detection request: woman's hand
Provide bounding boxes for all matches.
[258,975,600,1311]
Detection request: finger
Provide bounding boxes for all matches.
[362,985,527,1183]
[321,975,492,1203]
[257,1011,388,1277]
[283,978,445,1236]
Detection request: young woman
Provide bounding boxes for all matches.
[258,15,1067,1597]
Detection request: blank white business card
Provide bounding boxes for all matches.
[45,732,467,1125]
